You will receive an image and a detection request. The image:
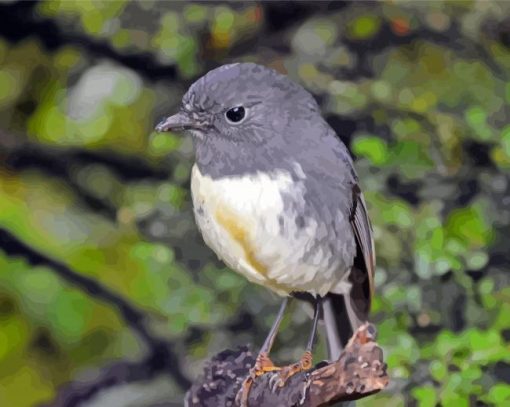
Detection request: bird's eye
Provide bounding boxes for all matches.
[225,106,246,124]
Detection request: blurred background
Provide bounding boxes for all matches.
[0,1,509,406]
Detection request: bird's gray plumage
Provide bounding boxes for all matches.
[158,62,375,361]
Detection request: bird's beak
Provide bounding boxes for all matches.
[155,111,197,133]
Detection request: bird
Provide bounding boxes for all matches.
[155,62,375,405]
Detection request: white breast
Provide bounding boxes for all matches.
[190,164,347,297]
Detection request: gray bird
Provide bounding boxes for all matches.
[156,62,375,404]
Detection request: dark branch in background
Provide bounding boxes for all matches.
[0,0,505,90]
[0,1,341,83]
[46,359,172,407]
[4,144,171,182]
[0,1,336,84]
[231,2,507,81]
[0,131,175,221]
[186,324,388,407]
[225,1,348,59]
[0,228,192,402]
[0,1,177,82]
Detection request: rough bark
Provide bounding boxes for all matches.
[186,323,388,407]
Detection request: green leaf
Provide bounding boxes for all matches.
[445,206,493,249]
[429,359,447,381]
[412,385,438,407]
[484,383,510,404]
[387,140,435,179]
[501,125,510,156]
[465,106,486,127]
[347,15,382,40]
[352,135,389,165]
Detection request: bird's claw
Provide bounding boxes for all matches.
[235,376,253,407]
[235,352,281,406]
[236,352,314,403]
[268,351,314,392]
[269,371,283,392]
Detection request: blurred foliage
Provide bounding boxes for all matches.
[0,1,509,406]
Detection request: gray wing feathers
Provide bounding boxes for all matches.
[351,187,376,303]
[322,188,375,367]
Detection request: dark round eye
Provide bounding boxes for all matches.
[225,106,245,123]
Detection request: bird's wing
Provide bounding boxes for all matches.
[349,183,376,305]
[321,154,376,360]
[298,123,377,358]
[298,124,376,304]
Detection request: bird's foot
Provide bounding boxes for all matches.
[268,351,313,392]
[236,352,281,406]
[252,352,282,375]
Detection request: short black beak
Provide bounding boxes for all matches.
[155,112,197,132]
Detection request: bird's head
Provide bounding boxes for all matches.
[155,62,320,147]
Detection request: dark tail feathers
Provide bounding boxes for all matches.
[323,288,368,360]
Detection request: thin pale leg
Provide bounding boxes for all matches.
[270,297,322,389]
[236,297,289,406]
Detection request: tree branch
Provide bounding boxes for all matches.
[0,228,192,394]
[46,359,167,407]
[0,131,175,221]
[0,1,177,82]
[186,323,388,406]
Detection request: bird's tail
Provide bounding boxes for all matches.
[322,294,362,407]
[322,290,366,361]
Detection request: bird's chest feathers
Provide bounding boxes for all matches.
[190,164,296,289]
[190,164,352,297]
[191,164,291,222]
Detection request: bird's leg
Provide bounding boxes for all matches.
[269,297,322,390]
[236,297,289,406]
[252,296,289,373]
